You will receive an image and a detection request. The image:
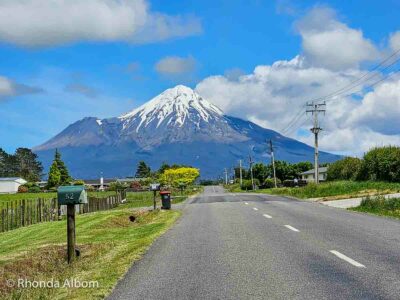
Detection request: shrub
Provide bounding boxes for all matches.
[28,186,41,193]
[264,178,281,188]
[327,157,362,181]
[108,181,127,191]
[130,181,142,191]
[18,185,28,193]
[73,180,85,186]
[241,179,260,190]
[359,146,400,182]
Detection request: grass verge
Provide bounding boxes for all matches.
[229,181,400,200]
[350,195,400,219]
[0,207,181,299]
[0,191,120,202]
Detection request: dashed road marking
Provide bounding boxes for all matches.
[263,214,272,219]
[329,250,366,268]
[253,207,259,211]
[244,202,249,205]
[284,225,300,232]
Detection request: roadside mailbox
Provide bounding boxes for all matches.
[57,185,87,264]
[149,183,161,210]
[57,186,88,205]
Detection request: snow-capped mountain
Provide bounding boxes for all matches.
[34,85,340,178]
[118,85,247,148]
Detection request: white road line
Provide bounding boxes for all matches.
[244,202,249,205]
[263,214,272,219]
[253,207,259,211]
[329,250,366,268]
[284,225,300,232]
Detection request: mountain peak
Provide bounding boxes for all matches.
[119,85,223,131]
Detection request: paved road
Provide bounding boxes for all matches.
[108,186,400,300]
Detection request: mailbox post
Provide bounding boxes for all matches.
[149,183,161,210]
[57,186,88,264]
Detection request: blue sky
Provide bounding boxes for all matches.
[1,0,399,154]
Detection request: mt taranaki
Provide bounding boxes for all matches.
[34,85,339,178]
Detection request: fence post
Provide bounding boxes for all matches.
[21,199,25,227]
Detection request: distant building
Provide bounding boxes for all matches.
[83,178,115,190]
[83,177,146,190]
[0,177,27,194]
[300,167,328,182]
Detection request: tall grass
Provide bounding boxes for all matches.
[352,196,400,218]
[256,181,400,199]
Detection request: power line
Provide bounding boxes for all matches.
[280,48,400,135]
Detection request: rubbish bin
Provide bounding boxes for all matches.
[160,191,171,209]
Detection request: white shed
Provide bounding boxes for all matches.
[0,177,27,194]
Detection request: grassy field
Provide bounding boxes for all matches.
[351,196,400,219]
[230,181,400,200]
[0,207,180,299]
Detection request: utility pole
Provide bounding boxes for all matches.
[224,168,228,185]
[306,101,326,184]
[269,140,277,188]
[239,160,243,187]
[249,156,255,190]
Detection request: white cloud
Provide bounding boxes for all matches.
[0,76,43,99]
[155,55,197,75]
[296,7,379,70]
[196,7,400,155]
[0,0,202,47]
[389,31,400,51]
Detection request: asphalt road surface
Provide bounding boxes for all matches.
[108,186,400,300]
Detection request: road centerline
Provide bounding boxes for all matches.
[253,207,259,211]
[329,250,366,268]
[244,202,249,205]
[263,214,272,219]
[284,225,300,232]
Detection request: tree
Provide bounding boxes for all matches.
[46,149,71,188]
[252,163,269,183]
[0,147,42,181]
[135,161,151,178]
[47,160,61,188]
[14,148,43,182]
[54,149,71,185]
[158,162,170,174]
[159,167,200,187]
[327,157,361,181]
[359,146,400,182]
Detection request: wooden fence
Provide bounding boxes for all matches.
[0,190,126,233]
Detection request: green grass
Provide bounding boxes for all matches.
[123,186,203,208]
[0,207,181,299]
[233,181,400,200]
[351,196,400,219]
[0,191,121,203]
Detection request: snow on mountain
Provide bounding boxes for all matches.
[120,85,223,131]
[117,85,247,147]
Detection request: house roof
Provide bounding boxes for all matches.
[301,167,328,175]
[0,177,27,183]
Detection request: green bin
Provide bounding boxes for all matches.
[160,191,171,209]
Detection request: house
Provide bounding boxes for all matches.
[0,177,27,194]
[300,167,328,182]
